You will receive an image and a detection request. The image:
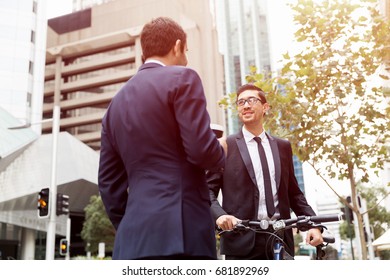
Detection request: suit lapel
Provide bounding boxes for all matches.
[267,133,281,190]
[235,132,257,187]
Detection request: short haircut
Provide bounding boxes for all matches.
[236,83,267,104]
[140,17,187,61]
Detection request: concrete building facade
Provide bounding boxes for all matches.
[1,0,226,259]
[0,0,47,134]
[43,0,225,151]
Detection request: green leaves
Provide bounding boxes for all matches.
[231,0,389,259]
[81,195,115,255]
[219,0,389,191]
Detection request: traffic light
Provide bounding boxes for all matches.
[59,239,69,256]
[56,193,69,216]
[38,188,50,218]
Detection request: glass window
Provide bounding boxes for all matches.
[28,61,34,75]
[30,30,35,43]
[27,92,32,107]
[32,1,37,13]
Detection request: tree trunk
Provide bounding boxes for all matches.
[349,164,367,259]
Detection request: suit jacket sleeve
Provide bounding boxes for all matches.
[98,121,128,229]
[206,169,227,222]
[172,68,225,172]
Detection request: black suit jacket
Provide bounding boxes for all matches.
[99,63,225,259]
[207,131,316,257]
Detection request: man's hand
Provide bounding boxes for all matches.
[306,228,323,246]
[216,215,241,231]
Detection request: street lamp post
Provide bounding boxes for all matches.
[8,116,58,259]
[8,109,63,259]
[45,105,60,260]
[45,55,62,260]
[7,56,62,260]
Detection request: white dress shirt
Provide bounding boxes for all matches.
[145,59,165,66]
[242,127,279,220]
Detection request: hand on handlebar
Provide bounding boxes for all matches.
[216,215,241,231]
[306,228,324,246]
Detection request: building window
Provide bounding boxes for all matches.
[29,61,34,75]
[30,30,35,43]
[27,92,32,107]
[32,1,37,13]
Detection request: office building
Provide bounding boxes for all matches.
[211,0,271,134]
[0,0,225,259]
[0,0,47,134]
[43,0,225,151]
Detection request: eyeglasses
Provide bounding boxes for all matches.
[236,97,263,107]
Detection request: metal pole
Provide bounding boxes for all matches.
[45,55,62,260]
[65,217,71,260]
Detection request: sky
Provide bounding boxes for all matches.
[266,0,296,71]
[46,0,73,19]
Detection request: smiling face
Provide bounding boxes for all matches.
[237,89,269,129]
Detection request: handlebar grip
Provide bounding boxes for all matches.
[322,230,336,243]
[310,213,344,223]
[323,235,335,243]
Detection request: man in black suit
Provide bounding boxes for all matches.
[207,83,322,260]
[98,17,225,260]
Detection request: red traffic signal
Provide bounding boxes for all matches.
[38,188,49,218]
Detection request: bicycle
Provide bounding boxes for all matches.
[218,213,344,260]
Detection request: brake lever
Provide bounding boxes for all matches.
[217,220,247,235]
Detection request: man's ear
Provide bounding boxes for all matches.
[173,39,182,56]
[263,103,270,115]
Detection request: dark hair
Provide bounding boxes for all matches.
[236,83,267,104]
[140,17,187,60]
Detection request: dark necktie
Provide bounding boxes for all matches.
[254,137,275,218]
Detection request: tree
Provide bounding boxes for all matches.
[359,185,390,260]
[339,220,356,240]
[277,0,389,260]
[81,195,115,255]
[359,185,390,237]
[220,0,389,259]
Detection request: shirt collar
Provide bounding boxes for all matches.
[242,126,267,144]
[145,59,165,66]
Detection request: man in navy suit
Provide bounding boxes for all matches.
[98,17,225,260]
[207,83,322,260]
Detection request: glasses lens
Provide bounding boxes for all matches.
[236,97,261,106]
[247,97,256,105]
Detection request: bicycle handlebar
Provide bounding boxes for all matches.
[240,212,345,232]
[220,213,344,259]
[308,213,345,223]
[280,212,344,229]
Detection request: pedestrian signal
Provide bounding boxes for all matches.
[56,193,70,216]
[38,188,49,218]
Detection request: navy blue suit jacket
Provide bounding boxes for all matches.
[99,63,225,259]
[207,131,316,257]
